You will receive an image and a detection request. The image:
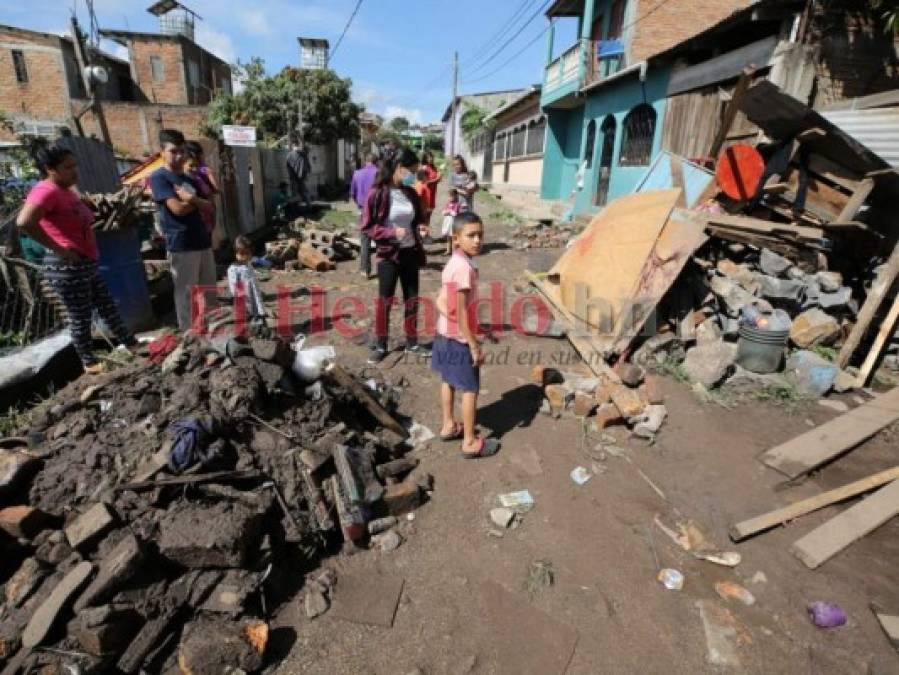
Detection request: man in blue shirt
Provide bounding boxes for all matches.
[150,128,216,331]
[350,152,379,278]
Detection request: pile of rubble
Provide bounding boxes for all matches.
[0,334,430,673]
[507,220,578,250]
[86,188,146,233]
[264,221,360,272]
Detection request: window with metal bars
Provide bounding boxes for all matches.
[526,117,546,155]
[495,133,506,160]
[510,125,526,157]
[619,104,656,167]
[583,119,597,168]
[11,50,27,83]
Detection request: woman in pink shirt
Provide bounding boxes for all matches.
[17,144,135,373]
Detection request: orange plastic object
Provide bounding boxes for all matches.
[716,144,765,201]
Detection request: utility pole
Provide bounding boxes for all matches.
[449,51,458,159]
[70,16,111,146]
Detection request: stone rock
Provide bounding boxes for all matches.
[790,308,840,348]
[832,369,857,393]
[0,506,55,540]
[642,375,664,405]
[69,606,142,656]
[0,449,41,498]
[618,363,645,387]
[75,532,143,611]
[593,381,615,406]
[759,248,792,277]
[633,333,685,370]
[632,405,668,439]
[756,274,806,302]
[65,503,116,552]
[683,341,738,388]
[367,516,398,535]
[371,529,403,553]
[177,619,266,675]
[818,287,852,310]
[785,350,839,396]
[592,403,624,431]
[717,260,757,290]
[23,561,94,648]
[544,384,569,414]
[382,479,422,516]
[709,275,760,316]
[818,399,850,413]
[490,507,515,529]
[695,319,722,345]
[572,392,597,418]
[5,557,48,607]
[816,271,843,293]
[305,585,330,619]
[158,502,263,568]
[610,385,645,418]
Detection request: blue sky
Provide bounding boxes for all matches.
[6,0,578,124]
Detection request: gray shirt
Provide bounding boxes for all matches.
[451,172,474,211]
[389,188,416,248]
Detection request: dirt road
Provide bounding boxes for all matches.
[267,190,899,674]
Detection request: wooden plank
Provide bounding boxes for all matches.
[706,226,808,257]
[759,386,899,479]
[324,363,410,439]
[525,271,621,383]
[836,177,874,223]
[789,478,899,569]
[729,465,899,542]
[702,212,825,241]
[873,612,899,648]
[856,291,899,387]
[796,127,826,142]
[710,68,753,161]
[837,242,899,368]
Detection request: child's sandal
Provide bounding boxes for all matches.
[439,422,464,441]
[461,436,500,459]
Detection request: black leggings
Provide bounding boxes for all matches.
[375,248,420,349]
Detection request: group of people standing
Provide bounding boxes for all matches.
[350,150,478,364]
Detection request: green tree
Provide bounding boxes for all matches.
[388,116,410,133]
[203,58,363,146]
[459,102,500,140]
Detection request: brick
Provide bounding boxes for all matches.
[0,448,41,497]
[0,505,55,539]
[592,404,624,431]
[23,561,94,648]
[572,392,597,418]
[610,385,646,419]
[75,533,143,612]
[617,363,645,387]
[382,478,422,516]
[594,381,615,406]
[65,503,117,551]
[5,557,49,607]
[643,375,665,405]
[158,502,263,568]
[69,606,143,656]
[544,384,568,414]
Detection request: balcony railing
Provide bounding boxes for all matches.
[586,39,626,86]
[544,40,585,94]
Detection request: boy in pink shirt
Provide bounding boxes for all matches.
[432,212,499,458]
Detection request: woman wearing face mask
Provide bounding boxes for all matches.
[362,148,429,364]
[16,144,136,374]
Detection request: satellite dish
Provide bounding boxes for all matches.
[83,65,108,85]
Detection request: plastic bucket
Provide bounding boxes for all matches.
[95,227,155,333]
[736,325,789,374]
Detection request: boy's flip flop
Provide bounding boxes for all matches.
[461,436,500,459]
[439,422,464,441]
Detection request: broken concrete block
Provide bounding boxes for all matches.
[816,270,843,293]
[759,248,792,278]
[709,275,764,316]
[69,606,142,656]
[544,384,568,414]
[756,274,806,302]
[490,507,515,529]
[65,502,116,552]
[642,375,664,405]
[592,403,624,431]
[717,260,758,290]
[572,392,597,418]
[200,570,257,617]
[305,585,329,619]
[22,561,94,648]
[0,505,55,540]
[695,319,722,345]
[382,479,422,516]
[0,449,41,498]
[177,619,266,675]
[683,341,737,388]
[617,363,645,387]
[375,457,419,480]
[818,286,852,310]
[593,381,615,406]
[610,385,645,419]
[5,557,48,607]
[632,405,668,439]
[158,502,262,568]
[371,529,403,552]
[250,337,294,366]
[790,308,840,348]
[75,532,143,611]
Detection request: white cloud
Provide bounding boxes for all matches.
[238,9,272,37]
[195,23,236,64]
[385,106,423,125]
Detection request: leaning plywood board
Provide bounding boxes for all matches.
[610,208,708,355]
[549,189,681,354]
[790,478,899,569]
[874,612,899,648]
[759,386,899,479]
[729,465,899,541]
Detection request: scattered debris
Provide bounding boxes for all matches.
[523,560,554,596]
[714,581,756,606]
[489,507,516,529]
[657,568,684,591]
[696,600,742,668]
[808,601,848,628]
[498,490,535,512]
[569,466,592,485]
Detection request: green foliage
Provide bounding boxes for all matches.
[423,133,443,152]
[810,344,839,361]
[752,381,809,409]
[388,116,410,132]
[203,58,362,147]
[460,103,495,140]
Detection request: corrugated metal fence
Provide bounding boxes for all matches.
[56,136,120,193]
[820,107,899,169]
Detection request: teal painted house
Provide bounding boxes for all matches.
[538,0,753,216]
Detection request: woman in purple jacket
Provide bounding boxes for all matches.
[362,148,428,364]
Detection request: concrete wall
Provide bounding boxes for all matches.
[495,157,543,188]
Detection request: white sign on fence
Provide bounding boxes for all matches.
[222,125,257,147]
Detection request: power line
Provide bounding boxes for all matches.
[463,21,552,86]
[460,0,537,68]
[465,0,552,77]
[330,0,364,62]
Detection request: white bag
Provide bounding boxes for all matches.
[441,214,454,237]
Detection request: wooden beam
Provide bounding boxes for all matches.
[323,362,409,439]
[837,242,899,368]
[796,127,827,143]
[69,17,111,146]
[524,271,621,383]
[855,291,899,387]
[729,465,899,542]
[701,212,825,242]
[759,387,899,479]
[710,67,753,161]
[789,478,899,569]
[836,177,874,223]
